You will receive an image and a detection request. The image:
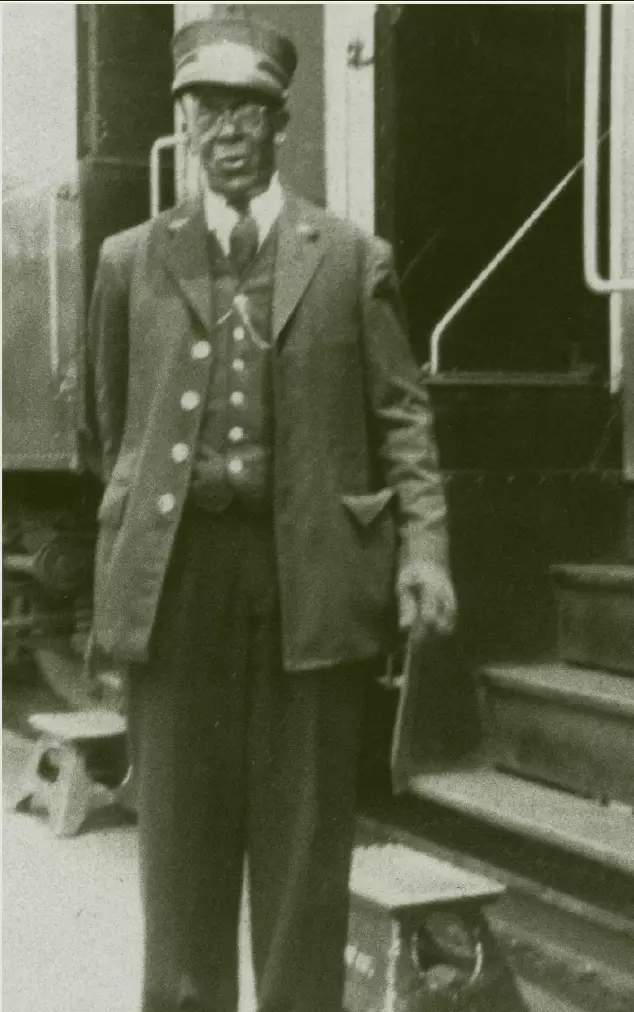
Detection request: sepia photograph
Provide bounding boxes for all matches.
[2,4,634,1012]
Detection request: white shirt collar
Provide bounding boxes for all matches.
[204,173,284,255]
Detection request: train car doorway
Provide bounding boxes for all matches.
[374,4,608,377]
[360,5,630,802]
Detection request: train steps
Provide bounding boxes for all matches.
[478,662,634,810]
[406,767,634,877]
[387,558,634,1009]
[358,812,634,1012]
[406,559,634,874]
[551,563,634,674]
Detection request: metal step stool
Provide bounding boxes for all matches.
[14,710,127,837]
[346,844,528,1012]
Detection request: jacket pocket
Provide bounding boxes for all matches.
[341,488,395,526]
[97,484,129,527]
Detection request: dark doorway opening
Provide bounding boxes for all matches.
[375,5,609,376]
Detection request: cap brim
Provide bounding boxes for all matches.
[172,41,285,99]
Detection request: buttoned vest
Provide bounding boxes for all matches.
[189,227,277,513]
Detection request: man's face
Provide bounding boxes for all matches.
[181,86,287,204]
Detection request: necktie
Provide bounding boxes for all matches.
[229,210,259,276]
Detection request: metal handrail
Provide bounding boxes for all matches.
[429,160,583,375]
[150,134,185,218]
[430,4,634,375]
[583,3,634,294]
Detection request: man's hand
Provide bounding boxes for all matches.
[397,560,457,639]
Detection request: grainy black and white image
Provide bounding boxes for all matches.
[3,5,634,1012]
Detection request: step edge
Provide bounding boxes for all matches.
[479,665,634,717]
[358,814,634,943]
[407,772,634,877]
[551,564,634,591]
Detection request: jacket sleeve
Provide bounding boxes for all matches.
[360,234,449,568]
[81,238,132,485]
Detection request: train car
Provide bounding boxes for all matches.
[3,4,174,690]
[3,5,634,1005]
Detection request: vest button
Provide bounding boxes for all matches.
[227,458,244,476]
[158,493,176,515]
[180,390,200,411]
[230,391,245,407]
[191,340,211,360]
[228,427,244,443]
[233,326,246,343]
[171,443,190,463]
[232,358,245,373]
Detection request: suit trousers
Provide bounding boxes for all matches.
[127,504,374,1012]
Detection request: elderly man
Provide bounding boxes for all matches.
[84,12,455,1012]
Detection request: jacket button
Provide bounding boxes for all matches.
[227,458,244,476]
[158,493,176,515]
[233,326,246,343]
[230,391,245,407]
[191,340,211,360]
[171,443,190,463]
[228,427,244,443]
[181,390,200,411]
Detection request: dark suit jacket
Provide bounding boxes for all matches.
[84,190,448,671]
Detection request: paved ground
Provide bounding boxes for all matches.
[2,722,579,1012]
[2,729,256,1012]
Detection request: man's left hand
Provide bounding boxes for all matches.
[397,560,457,639]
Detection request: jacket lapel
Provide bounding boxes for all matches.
[273,194,325,343]
[158,198,214,334]
[156,191,325,341]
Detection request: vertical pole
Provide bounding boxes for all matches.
[615,5,634,556]
[609,6,625,395]
[619,6,634,485]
